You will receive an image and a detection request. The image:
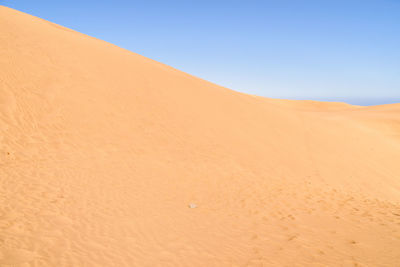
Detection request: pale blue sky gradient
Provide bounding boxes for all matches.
[3,0,400,105]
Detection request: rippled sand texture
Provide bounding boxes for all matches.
[1,6,400,267]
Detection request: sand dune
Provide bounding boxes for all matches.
[1,6,399,267]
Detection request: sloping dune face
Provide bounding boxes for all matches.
[1,6,400,267]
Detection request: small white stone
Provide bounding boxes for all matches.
[188,203,197,209]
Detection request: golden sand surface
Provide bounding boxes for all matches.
[1,6,399,267]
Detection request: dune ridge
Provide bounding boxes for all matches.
[1,6,400,266]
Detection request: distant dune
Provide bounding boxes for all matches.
[1,6,399,267]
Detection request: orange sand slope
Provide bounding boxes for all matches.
[1,6,400,267]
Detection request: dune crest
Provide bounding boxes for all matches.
[1,6,400,267]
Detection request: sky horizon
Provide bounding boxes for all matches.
[2,0,400,106]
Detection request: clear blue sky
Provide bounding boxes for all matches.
[3,0,400,105]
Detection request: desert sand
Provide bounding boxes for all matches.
[0,6,399,267]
